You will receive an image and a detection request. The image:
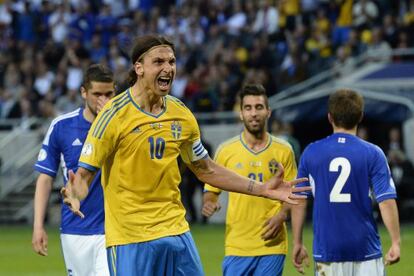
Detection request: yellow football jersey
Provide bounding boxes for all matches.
[205,133,297,256]
[79,89,206,247]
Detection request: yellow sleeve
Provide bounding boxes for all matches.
[180,110,207,163]
[282,146,298,181]
[79,105,118,170]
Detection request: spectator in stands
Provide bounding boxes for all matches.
[252,0,279,36]
[352,0,380,30]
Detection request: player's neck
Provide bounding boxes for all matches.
[333,126,357,135]
[243,130,268,151]
[132,82,164,114]
[83,106,95,123]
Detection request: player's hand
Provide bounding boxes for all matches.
[97,97,109,114]
[202,201,221,217]
[60,170,84,219]
[384,242,400,266]
[261,212,287,240]
[262,163,310,205]
[32,227,48,256]
[292,243,309,274]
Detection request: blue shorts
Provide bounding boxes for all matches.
[223,254,285,276]
[107,232,204,276]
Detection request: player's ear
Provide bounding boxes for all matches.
[239,110,243,121]
[134,62,144,76]
[327,113,333,124]
[80,86,87,100]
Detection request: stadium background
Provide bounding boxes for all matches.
[0,0,413,275]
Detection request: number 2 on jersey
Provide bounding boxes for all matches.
[329,157,351,203]
[148,137,165,159]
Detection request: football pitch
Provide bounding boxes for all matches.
[0,224,413,275]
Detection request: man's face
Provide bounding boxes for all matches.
[240,95,270,135]
[81,81,115,116]
[136,46,176,97]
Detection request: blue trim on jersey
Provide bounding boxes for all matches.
[34,164,57,176]
[376,192,397,203]
[128,89,167,118]
[93,93,130,139]
[93,93,128,137]
[79,162,99,172]
[240,133,272,155]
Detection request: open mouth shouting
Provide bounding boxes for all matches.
[157,76,172,91]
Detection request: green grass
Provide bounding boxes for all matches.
[0,224,413,275]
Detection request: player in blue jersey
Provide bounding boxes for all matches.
[32,64,115,276]
[291,89,401,275]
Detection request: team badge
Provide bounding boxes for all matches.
[37,149,47,161]
[81,143,93,156]
[269,159,279,174]
[171,121,182,140]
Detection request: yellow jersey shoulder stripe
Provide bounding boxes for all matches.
[92,92,130,139]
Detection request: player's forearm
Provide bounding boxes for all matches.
[290,200,307,244]
[275,203,291,221]
[379,199,401,245]
[193,159,264,197]
[72,167,94,200]
[33,174,53,229]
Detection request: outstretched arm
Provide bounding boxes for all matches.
[60,167,95,218]
[187,157,309,205]
[379,199,401,266]
[32,173,54,256]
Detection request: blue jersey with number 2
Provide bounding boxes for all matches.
[297,133,396,262]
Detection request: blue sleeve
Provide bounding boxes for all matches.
[34,123,61,177]
[370,146,397,203]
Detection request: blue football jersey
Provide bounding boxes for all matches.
[297,133,396,262]
[34,108,104,235]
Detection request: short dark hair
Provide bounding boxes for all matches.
[239,83,269,109]
[82,64,114,90]
[328,89,364,129]
[126,34,175,86]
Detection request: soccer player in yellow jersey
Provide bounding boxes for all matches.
[61,34,310,275]
[203,84,296,276]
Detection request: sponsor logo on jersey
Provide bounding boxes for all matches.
[131,126,141,133]
[235,162,243,169]
[269,159,279,174]
[171,121,182,140]
[81,143,93,156]
[71,138,83,146]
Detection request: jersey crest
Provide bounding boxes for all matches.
[269,159,279,175]
[171,121,182,140]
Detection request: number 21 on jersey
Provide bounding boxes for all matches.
[329,157,351,203]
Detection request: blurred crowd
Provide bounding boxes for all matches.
[0,0,414,120]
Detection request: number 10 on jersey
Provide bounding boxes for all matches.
[148,137,166,159]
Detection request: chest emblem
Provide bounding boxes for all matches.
[269,159,279,175]
[171,121,182,140]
